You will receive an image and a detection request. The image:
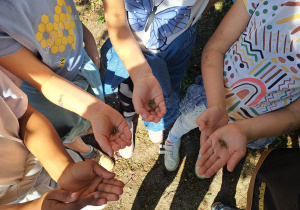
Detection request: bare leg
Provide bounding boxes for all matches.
[64,136,91,154]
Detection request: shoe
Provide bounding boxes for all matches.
[211,202,232,210]
[84,147,114,171]
[164,139,181,171]
[195,153,206,179]
[148,130,163,143]
[118,124,134,159]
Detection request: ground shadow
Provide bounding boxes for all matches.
[131,128,245,209]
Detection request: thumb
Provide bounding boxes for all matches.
[196,113,209,131]
[46,189,79,203]
[133,96,148,119]
[94,134,113,157]
[199,131,208,147]
[93,162,115,179]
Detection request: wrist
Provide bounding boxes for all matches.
[128,63,153,83]
[234,120,252,143]
[82,100,106,121]
[57,162,77,190]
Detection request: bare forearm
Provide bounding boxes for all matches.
[82,23,100,68]
[201,46,226,108]
[0,47,105,122]
[103,0,152,82]
[0,202,37,210]
[201,0,250,108]
[235,97,300,141]
[19,104,74,182]
[40,74,106,120]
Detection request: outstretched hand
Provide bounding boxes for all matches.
[58,160,124,203]
[196,123,248,178]
[37,189,105,210]
[132,74,166,123]
[89,103,132,157]
[196,105,228,146]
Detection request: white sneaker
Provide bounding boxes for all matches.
[118,125,134,159]
[148,130,163,143]
[164,139,181,171]
[195,153,206,179]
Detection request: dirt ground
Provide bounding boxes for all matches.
[78,1,300,209]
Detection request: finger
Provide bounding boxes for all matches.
[93,163,115,179]
[120,122,132,141]
[133,97,149,119]
[151,113,162,123]
[45,189,79,203]
[155,96,166,117]
[97,191,121,201]
[116,120,132,140]
[98,183,124,196]
[200,130,209,147]
[197,119,206,131]
[227,150,245,172]
[196,112,209,130]
[94,134,113,157]
[141,112,155,122]
[204,157,227,178]
[80,177,103,198]
[154,107,164,119]
[111,138,127,150]
[197,149,219,176]
[119,134,132,146]
[110,142,121,151]
[196,147,212,167]
[102,178,125,188]
[77,192,107,208]
[109,133,131,150]
[197,147,214,177]
[109,132,121,142]
[199,136,212,154]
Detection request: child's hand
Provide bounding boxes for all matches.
[196,123,248,178]
[132,75,166,123]
[196,105,228,146]
[58,160,124,202]
[35,189,105,210]
[88,104,132,157]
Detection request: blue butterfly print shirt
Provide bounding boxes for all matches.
[125,0,193,51]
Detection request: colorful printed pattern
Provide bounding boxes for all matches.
[125,0,191,50]
[35,0,77,55]
[224,0,300,121]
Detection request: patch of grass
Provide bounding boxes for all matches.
[75,0,105,23]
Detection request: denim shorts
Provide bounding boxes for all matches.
[101,24,198,131]
[21,49,104,143]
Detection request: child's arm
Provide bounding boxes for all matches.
[18,104,74,182]
[198,0,250,144]
[0,47,131,157]
[19,104,124,199]
[103,0,166,123]
[197,97,300,178]
[0,189,107,210]
[82,23,100,70]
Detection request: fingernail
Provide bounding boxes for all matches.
[142,114,147,118]
[94,194,99,199]
[71,193,76,198]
